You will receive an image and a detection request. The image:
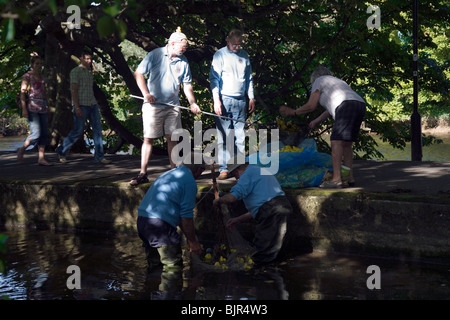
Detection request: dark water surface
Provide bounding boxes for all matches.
[1,229,449,300]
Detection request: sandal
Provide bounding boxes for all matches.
[319,181,343,189]
[38,160,53,166]
[130,173,149,186]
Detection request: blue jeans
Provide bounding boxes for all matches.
[26,112,49,147]
[215,97,246,172]
[57,105,105,162]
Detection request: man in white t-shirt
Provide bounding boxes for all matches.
[280,66,366,188]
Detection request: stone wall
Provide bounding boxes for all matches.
[1,183,449,260]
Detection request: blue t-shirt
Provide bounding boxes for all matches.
[136,46,192,106]
[138,166,197,228]
[230,165,285,217]
[209,46,254,100]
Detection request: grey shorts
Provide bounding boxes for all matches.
[142,102,182,138]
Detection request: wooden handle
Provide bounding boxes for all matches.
[210,164,219,199]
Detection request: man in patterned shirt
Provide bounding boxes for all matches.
[56,50,111,164]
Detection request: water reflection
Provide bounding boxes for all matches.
[0,136,28,152]
[1,229,449,300]
[366,134,450,162]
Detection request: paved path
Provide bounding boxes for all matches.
[1,151,449,196]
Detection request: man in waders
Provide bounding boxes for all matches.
[137,154,204,273]
[213,158,293,266]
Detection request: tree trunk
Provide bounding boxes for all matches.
[94,84,143,151]
[44,34,87,153]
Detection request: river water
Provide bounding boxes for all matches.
[1,229,449,301]
[1,135,449,301]
[368,134,450,162]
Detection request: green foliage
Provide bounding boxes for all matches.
[0,0,448,158]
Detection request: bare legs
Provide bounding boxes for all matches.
[139,137,154,174]
[330,140,354,183]
[166,135,177,169]
[37,146,50,165]
[130,135,178,186]
[138,135,177,175]
[17,138,50,165]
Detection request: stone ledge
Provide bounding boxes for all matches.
[1,182,449,261]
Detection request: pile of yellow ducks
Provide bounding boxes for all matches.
[276,145,304,153]
[277,118,303,132]
[203,244,254,271]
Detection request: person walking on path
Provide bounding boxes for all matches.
[17,53,52,166]
[279,66,366,188]
[56,50,111,164]
[213,160,293,266]
[137,155,204,272]
[130,28,201,186]
[209,29,256,180]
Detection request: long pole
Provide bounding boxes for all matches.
[129,95,250,125]
[210,164,230,253]
[411,0,422,161]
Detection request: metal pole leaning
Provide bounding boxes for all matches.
[129,94,250,125]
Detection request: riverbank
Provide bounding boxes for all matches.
[1,116,448,144]
[422,116,450,134]
[1,151,449,262]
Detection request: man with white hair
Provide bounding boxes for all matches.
[130,28,202,186]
